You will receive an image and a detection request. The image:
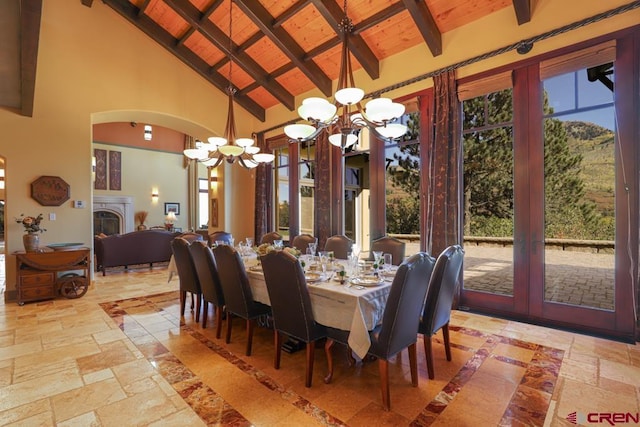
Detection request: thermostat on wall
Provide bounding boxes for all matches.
[74,200,86,208]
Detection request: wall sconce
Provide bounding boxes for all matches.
[0,168,4,190]
[210,170,218,190]
[151,189,159,202]
[144,125,152,141]
[91,156,96,182]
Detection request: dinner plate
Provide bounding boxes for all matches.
[305,273,321,283]
[350,276,382,287]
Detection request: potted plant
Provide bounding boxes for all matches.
[135,211,149,230]
[16,213,46,252]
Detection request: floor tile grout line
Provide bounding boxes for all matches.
[99,297,252,427]
[101,292,350,427]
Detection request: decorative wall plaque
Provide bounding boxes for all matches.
[94,148,107,190]
[31,175,70,206]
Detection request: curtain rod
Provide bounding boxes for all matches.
[258,1,640,135]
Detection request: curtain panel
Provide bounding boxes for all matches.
[427,70,462,256]
[254,133,271,243]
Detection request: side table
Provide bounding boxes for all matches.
[14,248,91,305]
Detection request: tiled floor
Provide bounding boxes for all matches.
[0,265,638,426]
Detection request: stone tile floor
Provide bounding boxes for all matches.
[0,265,637,426]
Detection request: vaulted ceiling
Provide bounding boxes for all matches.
[3,0,532,120]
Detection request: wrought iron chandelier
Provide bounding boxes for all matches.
[184,1,274,169]
[284,0,407,150]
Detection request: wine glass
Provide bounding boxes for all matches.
[246,237,254,248]
[273,239,284,249]
[373,251,384,265]
[308,242,317,256]
[383,253,393,273]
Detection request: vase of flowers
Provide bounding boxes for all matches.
[16,213,46,252]
[135,211,149,230]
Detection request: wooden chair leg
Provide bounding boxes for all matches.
[408,343,418,387]
[324,338,335,384]
[246,319,254,356]
[225,313,233,344]
[442,323,452,361]
[201,301,209,328]
[423,334,435,380]
[190,293,194,310]
[378,359,390,411]
[305,342,315,388]
[180,291,186,317]
[274,331,282,369]
[195,294,201,323]
[215,306,223,339]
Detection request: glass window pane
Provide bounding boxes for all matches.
[462,89,514,297]
[543,66,615,311]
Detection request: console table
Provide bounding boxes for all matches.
[14,248,91,305]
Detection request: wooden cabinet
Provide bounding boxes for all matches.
[14,249,91,305]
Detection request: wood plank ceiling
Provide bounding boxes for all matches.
[3,0,532,119]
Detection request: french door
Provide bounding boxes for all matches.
[459,39,637,341]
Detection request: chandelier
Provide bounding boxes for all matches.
[184,1,274,169]
[284,0,407,150]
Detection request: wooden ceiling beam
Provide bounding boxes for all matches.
[512,0,532,24]
[137,0,151,18]
[164,0,295,110]
[235,0,333,97]
[310,0,379,80]
[102,0,265,121]
[273,0,309,28]
[20,0,42,117]
[352,2,406,36]
[401,0,442,57]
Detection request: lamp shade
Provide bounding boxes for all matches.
[376,123,408,139]
[284,124,316,140]
[298,97,337,122]
[328,133,357,148]
[184,148,209,160]
[335,87,364,105]
[236,137,255,147]
[217,145,244,157]
[253,152,275,163]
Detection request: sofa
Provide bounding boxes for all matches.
[94,229,181,275]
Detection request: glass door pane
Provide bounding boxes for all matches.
[462,89,515,296]
[542,65,615,310]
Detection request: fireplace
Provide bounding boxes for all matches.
[93,195,134,235]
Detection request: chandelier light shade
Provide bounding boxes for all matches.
[183,1,274,169]
[284,0,407,150]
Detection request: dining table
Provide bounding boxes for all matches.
[168,252,395,359]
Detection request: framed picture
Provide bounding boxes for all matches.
[211,198,218,227]
[164,202,180,215]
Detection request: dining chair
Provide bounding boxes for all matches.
[290,233,316,253]
[260,250,327,387]
[176,232,204,243]
[260,231,283,245]
[370,236,406,266]
[171,237,202,323]
[324,252,436,410]
[212,244,271,356]
[189,240,225,337]
[323,234,353,259]
[209,231,233,246]
[419,244,465,380]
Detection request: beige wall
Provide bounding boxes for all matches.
[0,0,638,299]
[93,143,188,229]
[0,1,255,298]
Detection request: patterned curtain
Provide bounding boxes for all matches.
[426,70,462,256]
[183,135,196,169]
[254,133,271,243]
